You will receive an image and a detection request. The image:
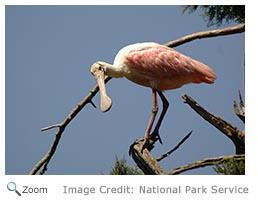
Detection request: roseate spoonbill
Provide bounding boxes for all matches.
[91,42,216,148]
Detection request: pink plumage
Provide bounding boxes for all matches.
[113,42,216,91]
[91,42,217,148]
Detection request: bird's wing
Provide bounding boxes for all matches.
[126,44,216,84]
[126,45,192,76]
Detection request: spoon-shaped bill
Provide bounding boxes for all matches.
[92,68,112,112]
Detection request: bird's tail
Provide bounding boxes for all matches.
[192,59,217,84]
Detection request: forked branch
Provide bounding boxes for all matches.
[233,90,245,123]
[182,94,245,154]
[29,77,111,175]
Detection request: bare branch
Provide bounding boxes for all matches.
[168,154,245,175]
[233,90,245,123]
[41,124,61,131]
[156,131,192,162]
[129,141,166,175]
[182,94,245,154]
[29,77,112,175]
[165,23,245,48]
[129,131,193,174]
[130,138,245,175]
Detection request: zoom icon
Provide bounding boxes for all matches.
[7,182,21,196]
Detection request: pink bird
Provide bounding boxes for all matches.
[91,42,216,148]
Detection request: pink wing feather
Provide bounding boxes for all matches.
[124,43,216,91]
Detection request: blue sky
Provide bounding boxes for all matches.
[5,5,244,175]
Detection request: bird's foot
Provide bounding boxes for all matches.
[129,138,153,155]
[149,130,163,145]
[129,138,144,155]
[141,138,152,152]
[129,132,162,155]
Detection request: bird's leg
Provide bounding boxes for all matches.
[149,91,169,144]
[129,90,158,154]
[138,89,159,151]
[131,91,168,152]
[144,89,159,138]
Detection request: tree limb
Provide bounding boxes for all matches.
[233,90,245,123]
[129,142,166,175]
[156,131,192,162]
[168,154,245,175]
[29,77,112,175]
[129,131,192,174]
[182,94,245,154]
[165,23,244,48]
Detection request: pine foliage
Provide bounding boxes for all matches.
[213,158,245,175]
[109,156,143,175]
[182,5,245,27]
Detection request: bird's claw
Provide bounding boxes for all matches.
[150,131,163,144]
[129,138,155,156]
[129,132,163,156]
[141,138,154,152]
[129,138,144,155]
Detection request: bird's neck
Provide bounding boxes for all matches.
[100,61,129,78]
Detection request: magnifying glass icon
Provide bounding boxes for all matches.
[7,182,21,196]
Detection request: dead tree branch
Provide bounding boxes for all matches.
[165,23,245,48]
[130,143,166,175]
[233,90,245,123]
[156,131,192,162]
[129,131,192,174]
[29,77,112,175]
[182,94,245,154]
[168,154,245,175]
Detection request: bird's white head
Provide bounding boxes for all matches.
[90,61,107,75]
[91,62,112,112]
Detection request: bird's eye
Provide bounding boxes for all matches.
[97,63,104,71]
